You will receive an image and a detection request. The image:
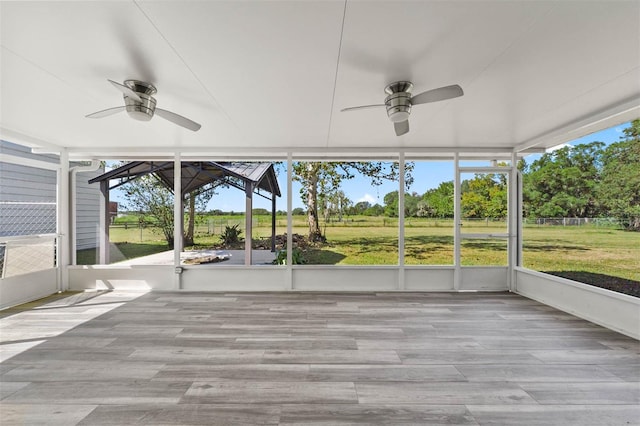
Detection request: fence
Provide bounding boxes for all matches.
[524,217,627,229]
[0,201,57,237]
[0,202,58,278]
[1,151,59,277]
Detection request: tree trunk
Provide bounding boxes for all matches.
[184,193,195,246]
[306,169,324,242]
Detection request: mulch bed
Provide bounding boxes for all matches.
[544,271,640,298]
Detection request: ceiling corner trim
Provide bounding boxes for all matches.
[513,96,640,153]
[0,126,65,154]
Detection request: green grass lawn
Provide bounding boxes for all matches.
[77,216,639,284]
[521,226,640,282]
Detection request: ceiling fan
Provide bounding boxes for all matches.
[341,81,463,136]
[86,79,201,131]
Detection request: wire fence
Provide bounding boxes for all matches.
[0,198,58,278]
[0,201,57,237]
[524,217,627,229]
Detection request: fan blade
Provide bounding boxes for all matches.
[85,106,126,118]
[394,120,409,136]
[411,84,463,105]
[341,104,385,112]
[155,108,201,132]
[108,79,143,102]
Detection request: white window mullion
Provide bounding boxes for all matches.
[173,153,182,289]
[398,153,405,290]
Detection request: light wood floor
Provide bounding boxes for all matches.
[1,290,639,425]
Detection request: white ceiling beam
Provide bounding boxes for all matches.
[0,127,65,154]
[0,153,60,170]
[513,96,640,153]
[65,145,533,155]
[65,146,542,162]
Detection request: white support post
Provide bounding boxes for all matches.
[173,154,182,289]
[453,153,461,291]
[508,152,518,291]
[517,169,523,271]
[515,152,525,292]
[57,149,70,292]
[398,153,405,290]
[286,153,293,290]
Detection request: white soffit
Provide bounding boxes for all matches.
[0,1,638,157]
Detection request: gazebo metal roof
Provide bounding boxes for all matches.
[89,161,281,199]
[89,160,282,262]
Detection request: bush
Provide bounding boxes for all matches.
[273,247,305,265]
[220,224,242,246]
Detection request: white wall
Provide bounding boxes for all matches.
[75,169,102,250]
[68,265,175,291]
[0,268,58,310]
[515,267,640,339]
[68,265,509,293]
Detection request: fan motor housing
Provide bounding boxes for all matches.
[124,93,156,121]
[384,81,413,123]
[122,80,157,121]
[385,92,411,123]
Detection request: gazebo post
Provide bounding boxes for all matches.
[245,184,253,265]
[271,194,276,252]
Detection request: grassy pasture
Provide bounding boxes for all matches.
[79,215,639,284]
[521,226,639,282]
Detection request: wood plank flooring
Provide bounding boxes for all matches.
[1,290,639,425]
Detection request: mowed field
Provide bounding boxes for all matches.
[94,215,639,283]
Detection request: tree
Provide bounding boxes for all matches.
[461,174,507,219]
[405,192,420,217]
[418,181,454,218]
[183,187,215,246]
[292,161,413,241]
[383,191,399,217]
[352,201,372,215]
[122,174,215,247]
[363,203,384,216]
[523,142,604,218]
[124,175,174,246]
[382,190,420,217]
[328,190,352,222]
[598,119,640,230]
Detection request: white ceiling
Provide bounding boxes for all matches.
[1,1,639,159]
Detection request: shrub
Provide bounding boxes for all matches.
[220,224,242,246]
[273,247,305,265]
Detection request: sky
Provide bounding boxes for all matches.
[110,122,629,213]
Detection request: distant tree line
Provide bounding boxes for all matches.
[522,119,639,230]
[315,120,639,231]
